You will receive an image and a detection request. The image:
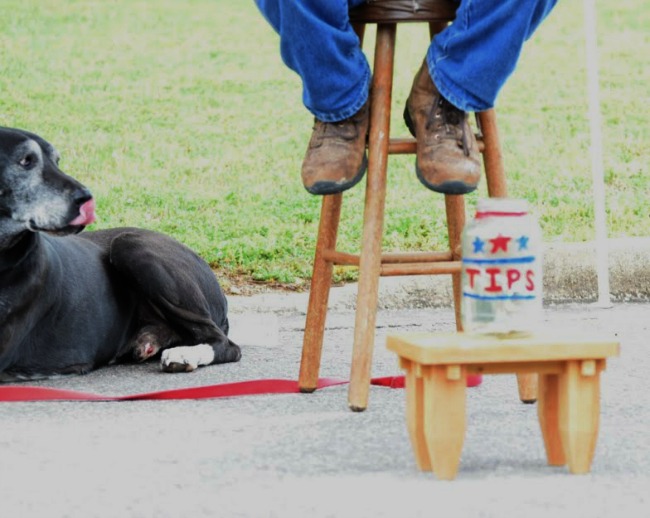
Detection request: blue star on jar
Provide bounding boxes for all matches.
[517,235,530,251]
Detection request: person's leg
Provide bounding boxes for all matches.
[429,0,559,112]
[255,0,371,195]
[405,0,558,194]
[256,0,369,121]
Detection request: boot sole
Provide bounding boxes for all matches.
[415,172,478,195]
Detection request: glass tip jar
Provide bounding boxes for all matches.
[460,198,543,336]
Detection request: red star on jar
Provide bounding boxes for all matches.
[489,234,511,253]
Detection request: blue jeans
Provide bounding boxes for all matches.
[255,0,557,121]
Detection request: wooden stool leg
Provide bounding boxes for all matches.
[517,372,539,404]
[348,23,397,412]
[445,194,465,331]
[477,109,538,404]
[477,109,506,196]
[403,360,432,471]
[299,194,342,392]
[422,365,467,480]
[559,360,601,474]
[537,374,566,466]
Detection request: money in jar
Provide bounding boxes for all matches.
[460,198,543,335]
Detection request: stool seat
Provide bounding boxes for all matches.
[349,0,457,23]
[387,331,620,480]
[387,331,620,365]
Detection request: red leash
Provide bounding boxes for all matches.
[0,375,482,402]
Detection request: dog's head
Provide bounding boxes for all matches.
[0,126,96,237]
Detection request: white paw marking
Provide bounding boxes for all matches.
[161,344,215,372]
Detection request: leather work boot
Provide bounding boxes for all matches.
[301,100,369,195]
[404,61,481,194]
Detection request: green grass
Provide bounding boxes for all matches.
[1,0,648,289]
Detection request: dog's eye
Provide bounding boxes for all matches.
[19,154,37,168]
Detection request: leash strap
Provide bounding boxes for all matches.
[0,375,482,402]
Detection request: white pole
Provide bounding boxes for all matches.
[583,0,612,307]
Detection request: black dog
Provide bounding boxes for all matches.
[0,126,241,382]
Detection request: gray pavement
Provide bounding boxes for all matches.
[1,238,649,518]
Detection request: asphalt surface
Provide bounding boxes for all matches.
[1,238,649,518]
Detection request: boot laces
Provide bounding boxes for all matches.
[426,96,471,156]
[313,113,361,142]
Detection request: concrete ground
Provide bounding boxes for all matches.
[0,295,648,517]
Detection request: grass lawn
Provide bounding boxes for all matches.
[1,0,648,291]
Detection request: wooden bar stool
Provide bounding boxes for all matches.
[298,0,537,411]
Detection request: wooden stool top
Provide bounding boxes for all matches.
[349,0,457,24]
[387,332,620,365]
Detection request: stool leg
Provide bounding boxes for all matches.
[429,21,449,39]
[433,21,465,331]
[445,194,465,330]
[299,194,343,392]
[537,374,566,466]
[422,365,467,480]
[476,109,506,196]
[434,18,465,329]
[478,109,538,404]
[404,361,432,471]
[348,23,397,412]
[559,360,601,474]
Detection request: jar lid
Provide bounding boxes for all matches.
[476,198,529,216]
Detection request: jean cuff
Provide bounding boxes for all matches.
[309,65,371,122]
[426,53,493,113]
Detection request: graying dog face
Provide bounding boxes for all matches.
[0,127,95,236]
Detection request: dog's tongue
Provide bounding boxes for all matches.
[70,198,97,226]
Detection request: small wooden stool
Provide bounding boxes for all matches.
[386,332,620,480]
[299,0,537,411]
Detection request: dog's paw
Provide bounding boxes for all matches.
[160,344,215,373]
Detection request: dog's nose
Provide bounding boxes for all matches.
[73,188,93,205]
[70,195,97,226]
